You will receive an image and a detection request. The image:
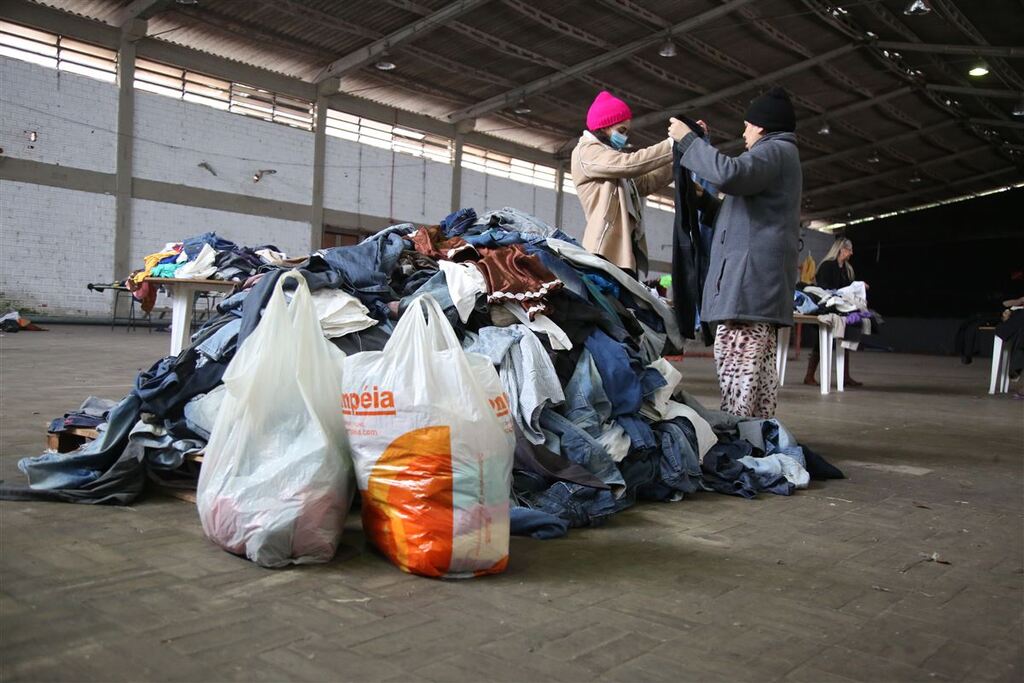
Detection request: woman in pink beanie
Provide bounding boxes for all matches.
[571,90,674,277]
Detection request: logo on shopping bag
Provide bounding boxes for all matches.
[489,394,510,418]
[342,386,396,416]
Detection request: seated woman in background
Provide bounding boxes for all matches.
[805,238,864,387]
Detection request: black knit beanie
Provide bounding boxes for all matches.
[745,87,796,133]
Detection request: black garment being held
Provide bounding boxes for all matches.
[670,115,717,342]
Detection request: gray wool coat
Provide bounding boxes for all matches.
[677,130,802,327]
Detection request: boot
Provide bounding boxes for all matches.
[844,352,863,387]
[804,352,819,386]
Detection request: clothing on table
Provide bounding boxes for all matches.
[713,321,779,418]
[131,247,180,284]
[175,243,218,280]
[181,232,236,261]
[502,304,573,351]
[676,130,801,327]
[479,207,576,243]
[799,253,817,284]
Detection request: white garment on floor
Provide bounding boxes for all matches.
[439,260,488,323]
[310,289,377,339]
[502,304,572,351]
[544,238,683,348]
[175,243,218,280]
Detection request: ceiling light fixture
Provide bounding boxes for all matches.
[969,61,990,77]
[903,0,932,16]
[375,51,396,71]
[1014,94,1024,117]
[512,97,532,115]
[909,173,922,183]
[658,39,678,58]
[867,150,880,163]
[253,169,276,183]
[818,120,831,135]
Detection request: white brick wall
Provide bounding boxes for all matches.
[0,180,116,316]
[0,57,118,173]
[133,92,314,205]
[130,199,311,264]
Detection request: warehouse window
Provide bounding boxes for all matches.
[0,21,116,82]
[462,145,557,190]
[325,109,452,164]
[134,58,314,130]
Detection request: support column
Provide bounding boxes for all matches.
[310,87,328,251]
[113,19,145,298]
[554,161,566,228]
[450,132,464,212]
[450,118,475,212]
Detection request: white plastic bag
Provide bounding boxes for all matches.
[343,295,514,578]
[197,272,354,567]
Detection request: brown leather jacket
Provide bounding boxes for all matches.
[571,131,674,273]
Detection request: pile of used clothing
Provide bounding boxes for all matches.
[124,232,290,313]
[794,281,883,351]
[1,207,842,543]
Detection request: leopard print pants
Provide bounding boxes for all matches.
[713,321,779,419]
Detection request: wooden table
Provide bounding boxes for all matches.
[777,314,834,395]
[146,278,237,355]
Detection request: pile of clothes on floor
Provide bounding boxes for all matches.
[125,232,291,313]
[794,281,882,351]
[2,207,842,542]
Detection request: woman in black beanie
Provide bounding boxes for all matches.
[668,87,802,418]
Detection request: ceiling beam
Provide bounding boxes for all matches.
[804,147,987,198]
[631,43,860,129]
[969,118,1024,130]
[110,0,170,26]
[445,0,757,122]
[925,84,1022,100]
[802,119,958,169]
[805,167,1019,220]
[874,41,1024,58]
[717,85,917,153]
[929,0,1023,91]
[316,0,492,82]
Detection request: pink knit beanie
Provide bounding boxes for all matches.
[586,91,632,131]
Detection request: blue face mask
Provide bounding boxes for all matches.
[609,131,629,150]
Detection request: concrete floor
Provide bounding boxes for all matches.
[1,325,1021,682]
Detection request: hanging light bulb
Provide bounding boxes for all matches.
[903,0,932,16]
[659,39,678,58]
[866,150,880,163]
[909,173,922,183]
[969,61,990,77]
[512,97,532,115]
[818,120,831,135]
[375,51,396,71]
[1014,94,1024,117]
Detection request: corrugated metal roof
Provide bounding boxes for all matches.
[23,0,1024,220]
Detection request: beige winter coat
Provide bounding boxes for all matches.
[571,131,674,273]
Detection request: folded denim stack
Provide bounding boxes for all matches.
[3,207,843,546]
